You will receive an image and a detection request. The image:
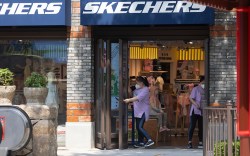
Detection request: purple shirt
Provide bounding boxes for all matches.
[189,85,204,116]
[133,87,150,121]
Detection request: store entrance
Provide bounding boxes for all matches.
[93,26,209,149]
[128,40,206,147]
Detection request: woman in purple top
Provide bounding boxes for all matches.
[124,76,154,148]
[188,75,205,149]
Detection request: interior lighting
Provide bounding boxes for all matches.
[130,46,158,59]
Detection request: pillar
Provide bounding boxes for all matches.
[65,0,94,149]
[236,1,250,155]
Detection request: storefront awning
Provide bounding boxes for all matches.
[187,0,239,10]
[0,0,71,26]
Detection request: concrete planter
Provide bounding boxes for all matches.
[0,85,16,105]
[24,87,48,105]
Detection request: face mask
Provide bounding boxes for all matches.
[201,84,205,89]
[135,84,141,89]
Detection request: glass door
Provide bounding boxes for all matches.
[95,39,129,150]
[118,39,129,149]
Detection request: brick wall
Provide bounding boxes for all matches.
[66,0,94,122]
[209,10,237,104]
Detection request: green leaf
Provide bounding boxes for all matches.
[24,72,47,88]
[0,68,14,86]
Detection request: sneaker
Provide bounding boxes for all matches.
[159,127,171,132]
[145,140,154,147]
[159,127,165,132]
[133,142,145,148]
[188,143,193,149]
[198,143,203,149]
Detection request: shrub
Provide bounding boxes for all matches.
[0,68,14,86]
[24,72,47,87]
[214,140,240,156]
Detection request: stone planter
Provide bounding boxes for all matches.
[0,85,16,105]
[24,87,48,105]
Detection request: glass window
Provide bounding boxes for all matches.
[0,40,67,115]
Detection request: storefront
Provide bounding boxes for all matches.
[78,0,216,150]
[0,0,70,123]
[0,0,238,151]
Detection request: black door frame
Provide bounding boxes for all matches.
[94,39,129,149]
[93,25,210,150]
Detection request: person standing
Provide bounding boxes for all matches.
[124,76,154,148]
[149,77,169,132]
[188,75,205,149]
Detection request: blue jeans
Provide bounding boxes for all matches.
[188,111,203,142]
[135,113,151,143]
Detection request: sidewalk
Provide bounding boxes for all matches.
[57,147,203,156]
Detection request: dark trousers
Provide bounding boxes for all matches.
[135,113,151,143]
[188,111,203,142]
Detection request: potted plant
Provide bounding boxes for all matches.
[24,72,48,105]
[0,68,16,105]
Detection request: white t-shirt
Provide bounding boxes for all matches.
[156,76,164,91]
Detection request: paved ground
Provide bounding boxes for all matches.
[57,147,203,156]
[57,123,203,156]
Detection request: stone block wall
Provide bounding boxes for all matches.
[209,10,237,104]
[12,105,58,156]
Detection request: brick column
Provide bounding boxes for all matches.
[65,0,94,149]
[209,10,237,105]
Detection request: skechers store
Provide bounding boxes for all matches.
[0,0,70,123]
[78,0,219,150]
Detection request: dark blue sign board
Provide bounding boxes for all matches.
[80,0,214,25]
[0,0,71,26]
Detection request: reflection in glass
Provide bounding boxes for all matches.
[0,40,67,115]
[111,43,119,133]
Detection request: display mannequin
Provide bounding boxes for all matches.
[149,77,170,132]
[156,75,164,92]
[181,66,189,79]
[45,68,59,108]
[194,68,200,79]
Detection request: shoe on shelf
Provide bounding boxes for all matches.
[145,139,154,147]
[188,142,193,149]
[163,126,171,131]
[159,127,171,132]
[198,143,203,149]
[133,142,145,148]
[159,127,165,132]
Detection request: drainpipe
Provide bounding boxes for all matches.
[236,0,250,155]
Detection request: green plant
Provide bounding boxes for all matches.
[24,72,47,87]
[214,140,240,156]
[0,68,14,86]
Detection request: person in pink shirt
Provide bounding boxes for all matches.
[188,75,205,149]
[124,76,154,148]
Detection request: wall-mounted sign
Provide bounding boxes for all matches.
[0,0,71,26]
[158,52,172,61]
[81,0,214,25]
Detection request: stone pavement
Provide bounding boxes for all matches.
[57,147,203,156]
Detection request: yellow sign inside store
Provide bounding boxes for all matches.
[178,48,204,60]
[130,46,158,59]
